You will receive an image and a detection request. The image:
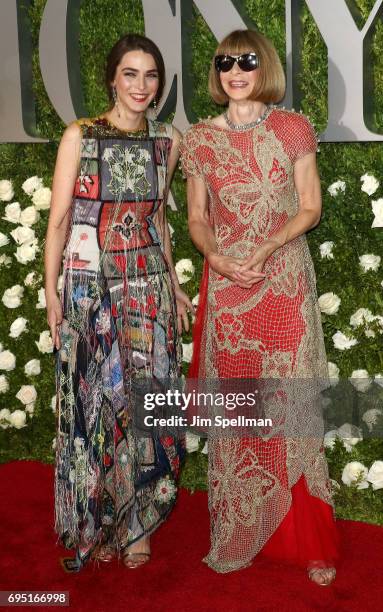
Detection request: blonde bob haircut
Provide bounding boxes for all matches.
[208,29,286,105]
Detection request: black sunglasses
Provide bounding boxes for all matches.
[214,52,259,73]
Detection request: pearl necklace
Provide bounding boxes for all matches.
[223,104,273,131]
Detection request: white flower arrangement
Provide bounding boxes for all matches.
[182,342,193,363]
[319,241,334,259]
[36,288,46,309]
[32,186,51,210]
[0,375,9,393]
[10,226,35,245]
[2,202,21,224]
[342,461,369,489]
[367,461,383,490]
[327,361,340,386]
[361,173,379,196]
[51,395,57,413]
[2,284,24,308]
[332,330,358,351]
[362,408,383,432]
[327,180,346,196]
[8,409,27,429]
[185,431,200,452]
[0,408,11,429]
[20,205,40,227]
[22,176,43,195]
[349,308,375,328]
[16,384,37,406]
[9,317,28,338]
[175,258,195,284]
[0,180,14,201]
[371,198,383,228]
[359,254,381,273]
[14,239,39,264]
[318,292,341,315]
[0,349,16,371]
[0,232,9,247]
[349,369,372,393]
[0,254,12,267]
[24,359,41,376]
[35,330,54,354]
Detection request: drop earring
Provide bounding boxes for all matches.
[153,97,158,120]
[112,86,121,118]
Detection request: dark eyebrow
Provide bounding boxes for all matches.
[121,67,158,74]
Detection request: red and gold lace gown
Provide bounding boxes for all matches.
[181,107,339,573]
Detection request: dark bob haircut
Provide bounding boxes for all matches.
[105,33,165,104]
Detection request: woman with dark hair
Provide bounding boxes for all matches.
[45,33,193,572]
[181,29,338,584]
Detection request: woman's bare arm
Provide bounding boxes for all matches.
[44,121,82,347]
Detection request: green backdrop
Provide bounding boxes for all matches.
[0,0,382,524]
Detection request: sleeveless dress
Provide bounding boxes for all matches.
[181,107,339,572]
[54,116,183,572]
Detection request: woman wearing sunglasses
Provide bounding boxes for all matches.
[181,29,338,585]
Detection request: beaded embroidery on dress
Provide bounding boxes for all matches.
[54,116,183,572]
[181,107,334,572]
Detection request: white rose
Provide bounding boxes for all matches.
[0,375,9,393]
[371,198,383,228]
[2,284,24,308]
[361,173,379,196]
[362,408,382,432]
[192,294,199,307]
[349,369,372,393]
[32,186,51,210]
[9,317,28,338]
[0,408,11,429]
[341,461,369,489]
[0,254,12,267]
[359,254,381,272]
[319,241,334,259]
[10,226,35,245]
[20,205,40,227]
[14,239,39,265]
[22,176,43,195]
[24,272,37,287]
[182,342,193,363]
[201,441,208,454]
[51,394,57,413]
[0,350,16,371]
[327,180,345,196]
[338,423,363,450]
[332,330,358,351]
[36,287,46,309]
[52,437,57,450]
[324,429,340,449]
[0,180,14,201]
[367,461,383,490]
[185,431,200,453]
[175,258,195,284]
[24,359,41,376]
[8,409,27,429]
[16,384,37,406]
[0,232,9,247]
[318,292,341,315]
[35,330,54,354]
[2,201,21,223]
[327,361,340,386]
[350,308,375,328]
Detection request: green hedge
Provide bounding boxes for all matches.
[0,0,382,524]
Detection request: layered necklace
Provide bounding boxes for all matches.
[224,104,273,131]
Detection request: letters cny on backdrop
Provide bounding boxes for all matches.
[1,0,383,143]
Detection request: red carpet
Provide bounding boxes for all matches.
[0,461,382,612]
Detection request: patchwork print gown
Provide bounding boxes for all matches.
[54,117,183,572]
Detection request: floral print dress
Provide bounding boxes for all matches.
[54,117,183,572]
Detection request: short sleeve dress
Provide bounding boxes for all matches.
[54,116,184,572]
[180,107,338,573]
